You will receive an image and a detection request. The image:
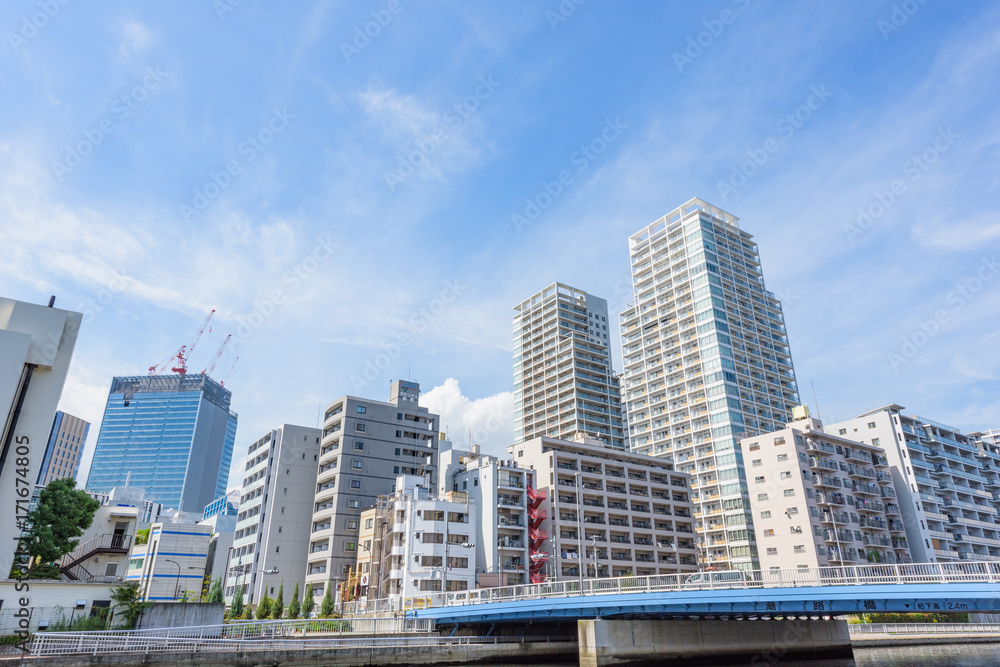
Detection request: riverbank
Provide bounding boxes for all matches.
[852,633,1000,647]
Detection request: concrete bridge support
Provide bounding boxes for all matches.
[578,618,853,666]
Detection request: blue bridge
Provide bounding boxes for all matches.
[408,562,1000,624]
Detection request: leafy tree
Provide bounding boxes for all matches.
[21,478,100,571]
[207,577,224,604]
[256,592,271,620]
[242,605,254,620]
[301,584,314,618]
[230,585,245,618]
[320,580,335,617]
[271,581,284,619]
[134,528,151,545]
[110,582,153,629]
[287,582,301,620]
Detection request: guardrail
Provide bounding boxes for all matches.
[376,561,1000,611]
[849,623,1000,635]
[29,633,570,657]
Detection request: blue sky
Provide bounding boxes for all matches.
[2,0,998,492]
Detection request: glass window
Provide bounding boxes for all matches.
[357,406,367,414]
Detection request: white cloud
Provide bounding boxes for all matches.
[119,21,154,58]
[421,378,513,459]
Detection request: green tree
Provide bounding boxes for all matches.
[271,580,284,619]
[230,585,245,618]
[320,579,335,617]
[256,592,271,620]
[21,478,100,572]
[301,583,314,618]
[207,577,224,604]
[242,605,254,620]
[287,582,301,620]
[110,582,153,629]
[134,527,150,545]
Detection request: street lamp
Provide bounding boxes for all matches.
[163,559,181,600]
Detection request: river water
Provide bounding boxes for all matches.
[449,641,1000,666]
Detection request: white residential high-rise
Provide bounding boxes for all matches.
[225,424,320,604]
[619,198,799,570]
[827,408,1000,563]
[514,282,625,449]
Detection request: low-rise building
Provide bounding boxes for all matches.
[127,522,211,601]
[740,412,910,570]
[509,435,698,580]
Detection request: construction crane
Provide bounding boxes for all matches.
[220,356,239,387]
[148,309,215,376]
[202,334,231,377]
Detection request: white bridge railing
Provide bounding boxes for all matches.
[850,623,1000,635]
[357,561,1000,612]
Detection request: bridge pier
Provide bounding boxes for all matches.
[577,618,853,666]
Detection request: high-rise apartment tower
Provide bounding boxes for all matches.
[619,198,800,570]
[514,282,625,449]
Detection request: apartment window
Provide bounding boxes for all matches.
[766,548,778,556]
[793,545,806,553]
[396,430,402,438]
[346,520,358,530]
[354,441,365,451]
[757,493,768,501]
[357,406,367,414]
[777,453,788,462]
[748,442,760,451]
[780,471,791,480]
[783,489,795,497]
[787,507,799,515]
[348,500,360,509]
[393,466,400,474]
[774,437,785,445]
[752,459,762,467]
[871,438,880,447]
[763,529,775,537]
[838,429,847,435]
[397,413,402,420]
[352,459,364,470]
[790,526,802,534]
[355,423,366,432]
[760,511,771,519]
[344,542,356,552]
[350,479,362,489]
[754,476,765,484]
[867,422,876,429]
[365,518,374,529]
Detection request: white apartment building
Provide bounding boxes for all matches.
[0,297,82,577]
[827,408,1000,563]
[514,282,625,449]
[740,412,910,570]
[510,435,699,580]
[225,424,320,604]
[127,522,211,601]
[445,445,539,585]
[306,381,441,604]
[619,198,799,570]
[374,476,477,601]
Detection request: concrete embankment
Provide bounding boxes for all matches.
[851,634,1000,647]
[9,641,578,666]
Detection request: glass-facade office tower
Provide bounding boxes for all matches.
[86,375,237,514]
[37,411,90,485]
[514,282,626,449]
[620,198,799,570]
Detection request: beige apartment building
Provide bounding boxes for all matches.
[509,435,699,580]
[740,411,911,570]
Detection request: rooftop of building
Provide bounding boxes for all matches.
[629,197,745,245]
[109,374,232,411]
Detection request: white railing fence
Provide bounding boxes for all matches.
[371,560,1000,610]
[849,623,1000,635]
[29,633,564,657]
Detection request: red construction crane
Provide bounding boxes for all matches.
[220,356,239,387]
[149,309,215,376]
[202,334,231,377]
